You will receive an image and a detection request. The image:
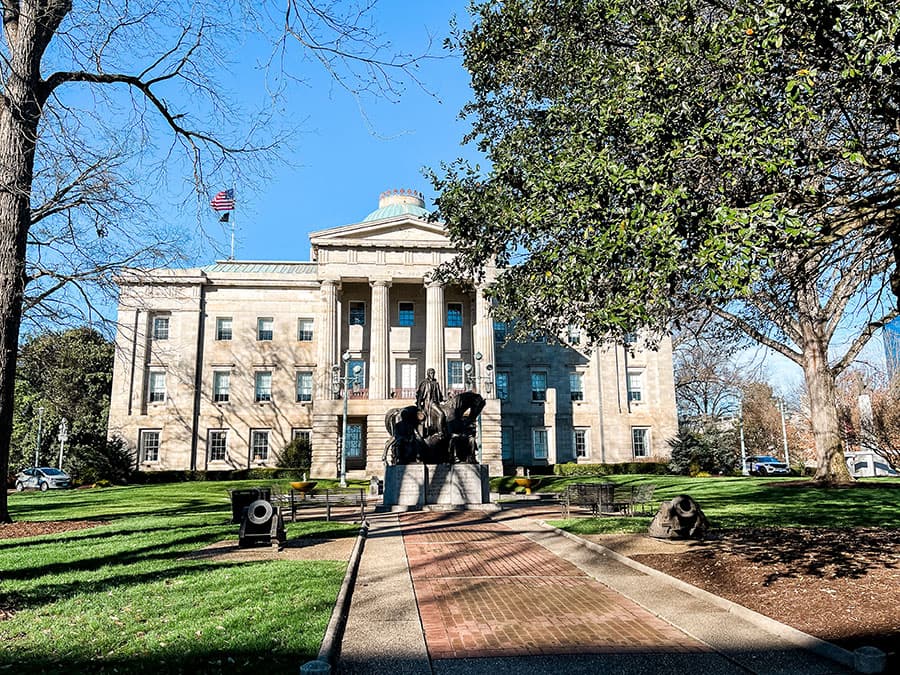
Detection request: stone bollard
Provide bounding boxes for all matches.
[300,659,330,674]
[853,646,886,674]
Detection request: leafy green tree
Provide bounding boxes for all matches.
[11,327,117,482]
[432,0,899,482]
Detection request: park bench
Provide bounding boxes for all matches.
[283,488,367,522]
[561,483,623,518]
[624,483,657,515]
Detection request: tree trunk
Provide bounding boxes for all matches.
[0,107,37,523]
[0,1,63,522]
[803,344,852,484]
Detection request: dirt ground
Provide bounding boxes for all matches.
[595,527,900,666]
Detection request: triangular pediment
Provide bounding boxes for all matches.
[309,216,451,248]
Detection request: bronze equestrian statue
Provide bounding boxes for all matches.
[383,370,485,465]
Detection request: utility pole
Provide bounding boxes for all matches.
[738,397,748,475]
[58,419,69,470]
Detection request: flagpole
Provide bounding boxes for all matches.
[230,208,235,260]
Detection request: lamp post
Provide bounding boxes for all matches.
[57,418,68,470]
[778,398,791,469]
[334,351,362,488]
[738,396,748,475]
[34,406,44,468]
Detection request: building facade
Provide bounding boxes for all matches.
[107,191,678,478]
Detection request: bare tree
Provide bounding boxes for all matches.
[710,230,897,483]
[0,0,429,522]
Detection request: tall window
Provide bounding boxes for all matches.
[446,302,463,327]
[531,371,547,402]
[257,317,274,341]
[570,372,584,401]
[215,317,232,341]
[574,428,589,459]
[345,423,363,459]
[148,371,166,403]
[494,320,508,341]
[296,370,313,402]
[139,430,160,462]
[447,360,465,390]
[213,371,230,403]
[255,371,272,402]
[349,302,366,326]
[567,325,581,346]
[532,428,548,459]
[292,428,311,444]
[495,372,509,401]
[398,361,417,394]
[251,429,269,460]
[398,302,415,327]
[627,369,644,403]
[632,427,650,458]
[208,430,228,462]
[501,427,514,460]
[152,316,169,340]
[297,318,314,341]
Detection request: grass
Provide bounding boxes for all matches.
[512,474,900,533]
[2,480,359,674]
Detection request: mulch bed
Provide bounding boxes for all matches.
[633,527,900,666]
[0,519,107,540]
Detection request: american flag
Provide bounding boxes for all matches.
[210,189,235,211]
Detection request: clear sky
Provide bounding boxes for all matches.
[215,0,477,263]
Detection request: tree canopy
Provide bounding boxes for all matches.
[432,0,899,482]
[433,0,900,339]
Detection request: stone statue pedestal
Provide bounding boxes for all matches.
[379,463,496,512]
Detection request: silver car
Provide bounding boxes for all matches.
[15,467,72,491]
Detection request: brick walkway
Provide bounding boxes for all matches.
[400,512,709,660]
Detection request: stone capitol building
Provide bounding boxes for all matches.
[107,190,678,478]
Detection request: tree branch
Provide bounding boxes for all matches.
[711,305,804,365]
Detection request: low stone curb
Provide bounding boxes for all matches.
[308,520,369,671]
[540,521,861,672]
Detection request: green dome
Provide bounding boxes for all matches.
[363,189,429,222]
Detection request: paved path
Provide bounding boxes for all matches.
[338,507,852,674]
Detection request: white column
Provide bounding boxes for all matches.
[425,281,445,389]
[369,279,391,400]
[317,279,339,399]
[474,285,496,397]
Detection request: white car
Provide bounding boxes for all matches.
[15,467,72,491]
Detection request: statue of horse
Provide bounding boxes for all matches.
[383,390,485,465]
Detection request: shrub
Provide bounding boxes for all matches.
[277,436,312,471]
[69,438,134,485]
[553,461,669,476]
[668,425,739,476]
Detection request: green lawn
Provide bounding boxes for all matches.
[2,481,358,674]
[510,474,900,532]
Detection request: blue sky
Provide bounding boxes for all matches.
[217,0,477,263]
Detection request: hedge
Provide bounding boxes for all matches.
[128,467,311,484]
[553,461,670,477]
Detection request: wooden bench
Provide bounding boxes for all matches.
[285,488,367,522]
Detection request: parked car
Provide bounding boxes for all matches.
[745,455,791,476]
[15,467,72,491]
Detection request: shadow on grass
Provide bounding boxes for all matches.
[0,647,317,674]
[2,528,230,582]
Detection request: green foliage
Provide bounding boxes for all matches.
[668,425,740,476]
[553,461,669,476]
[2,482,348,673]
[432,0,900,341]
[278,436,312,470]
[11,328,114,479]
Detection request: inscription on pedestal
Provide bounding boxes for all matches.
[383,464,427,506]
[381,463,490,507]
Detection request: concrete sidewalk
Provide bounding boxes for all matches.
[337,508,852,675]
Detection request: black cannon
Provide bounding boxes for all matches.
[648,494,709,540]
[238,498,286,548]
